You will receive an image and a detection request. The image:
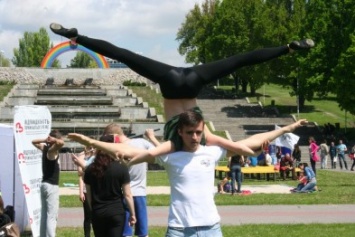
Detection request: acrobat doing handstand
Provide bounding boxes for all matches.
[50,22,312,158]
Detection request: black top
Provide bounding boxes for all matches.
[0,213,11,228]
[84,161,130,218]
[42,144,60,185]
[230,155,243,165]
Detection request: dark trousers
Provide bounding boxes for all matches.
[230,164,242,193]
[351,159,355,170]
[76,35,289,99]
[83,193,92,237]
[310,158,316,175]
[338,154,348,170]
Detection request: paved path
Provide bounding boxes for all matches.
[60,184,296,196]
[58,205,355,227]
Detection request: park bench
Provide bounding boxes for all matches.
[215,165,301,181]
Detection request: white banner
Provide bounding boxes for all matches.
[13,106,52,237]
[274,125,300,150]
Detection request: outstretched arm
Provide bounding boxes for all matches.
[129,140,174,166]
[67,133,146,160]
[234,119,307,156]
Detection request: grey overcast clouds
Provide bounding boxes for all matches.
[0,0,204,67]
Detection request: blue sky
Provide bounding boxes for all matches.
[0,0,204,67]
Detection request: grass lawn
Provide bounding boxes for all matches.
[60,169,355,207]
[54,224,355,237]
[249,84,353,129]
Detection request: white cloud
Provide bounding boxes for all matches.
[0,0,204,67]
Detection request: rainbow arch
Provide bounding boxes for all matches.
[41,41,109,68]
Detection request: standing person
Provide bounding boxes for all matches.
[32,130,64,237]
[228,154,244,195]
[319,139,329,169]
[292,144,302,168]
[69,110,252,237]
[337,139,348,170]
[308,136,319,175]
[102,123,155,237]
[74,146,96,237]
[84,135,136,237]
[329,141,337,169]
[350,145,355,171]
[50,22,312,158]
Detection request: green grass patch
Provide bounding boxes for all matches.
[55,224,355,237]
[127,85,165,116]
[60,169,355,207]
[0,84,14,100]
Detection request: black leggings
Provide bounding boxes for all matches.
[77,35,289,99]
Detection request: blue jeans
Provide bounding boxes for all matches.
[230,164,242,193]
[40,182,59,237]
[166,223,222,237]
[299,178,317,193]
[338,153,348,169]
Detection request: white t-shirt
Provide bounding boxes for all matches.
[156,145,226,227]
[127,138,154,196]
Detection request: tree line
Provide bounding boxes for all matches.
[176,0,355,114]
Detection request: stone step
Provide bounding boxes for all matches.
[35,96,113,105]
[37,88,108,96]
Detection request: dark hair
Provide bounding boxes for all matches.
[90,134,115,178]
[177,110,204,130]
[49,129,62,139]
[99,134,115,143]
[299,162,308,168]
[91,150,113,178]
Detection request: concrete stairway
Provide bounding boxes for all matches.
[0,83,165,150]
[196,98,322,147]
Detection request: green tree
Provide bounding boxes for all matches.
[0,52,11,67]
[333,33,355,114]
[12,27,60,67]
[297,0,355,109]
[176,0,218,65]
[69,51,96,68]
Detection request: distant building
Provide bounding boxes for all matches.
[106,58,128,68]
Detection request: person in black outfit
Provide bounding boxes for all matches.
[50,23,312,161]
[84,135,136,237]
[0,194,11,228]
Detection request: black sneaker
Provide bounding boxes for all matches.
[50,23,78,38]
[289,39,315,50]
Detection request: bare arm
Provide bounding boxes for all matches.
[68,133,146,160]
[144,129,161,147]
[78,175,85,203]
[72,152,86,170]
[122,183,136,226]
[129,140,174,166]
[31,138,47,151]
[46,136,64,160]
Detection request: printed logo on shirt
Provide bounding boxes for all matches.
[200,159,211,167]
